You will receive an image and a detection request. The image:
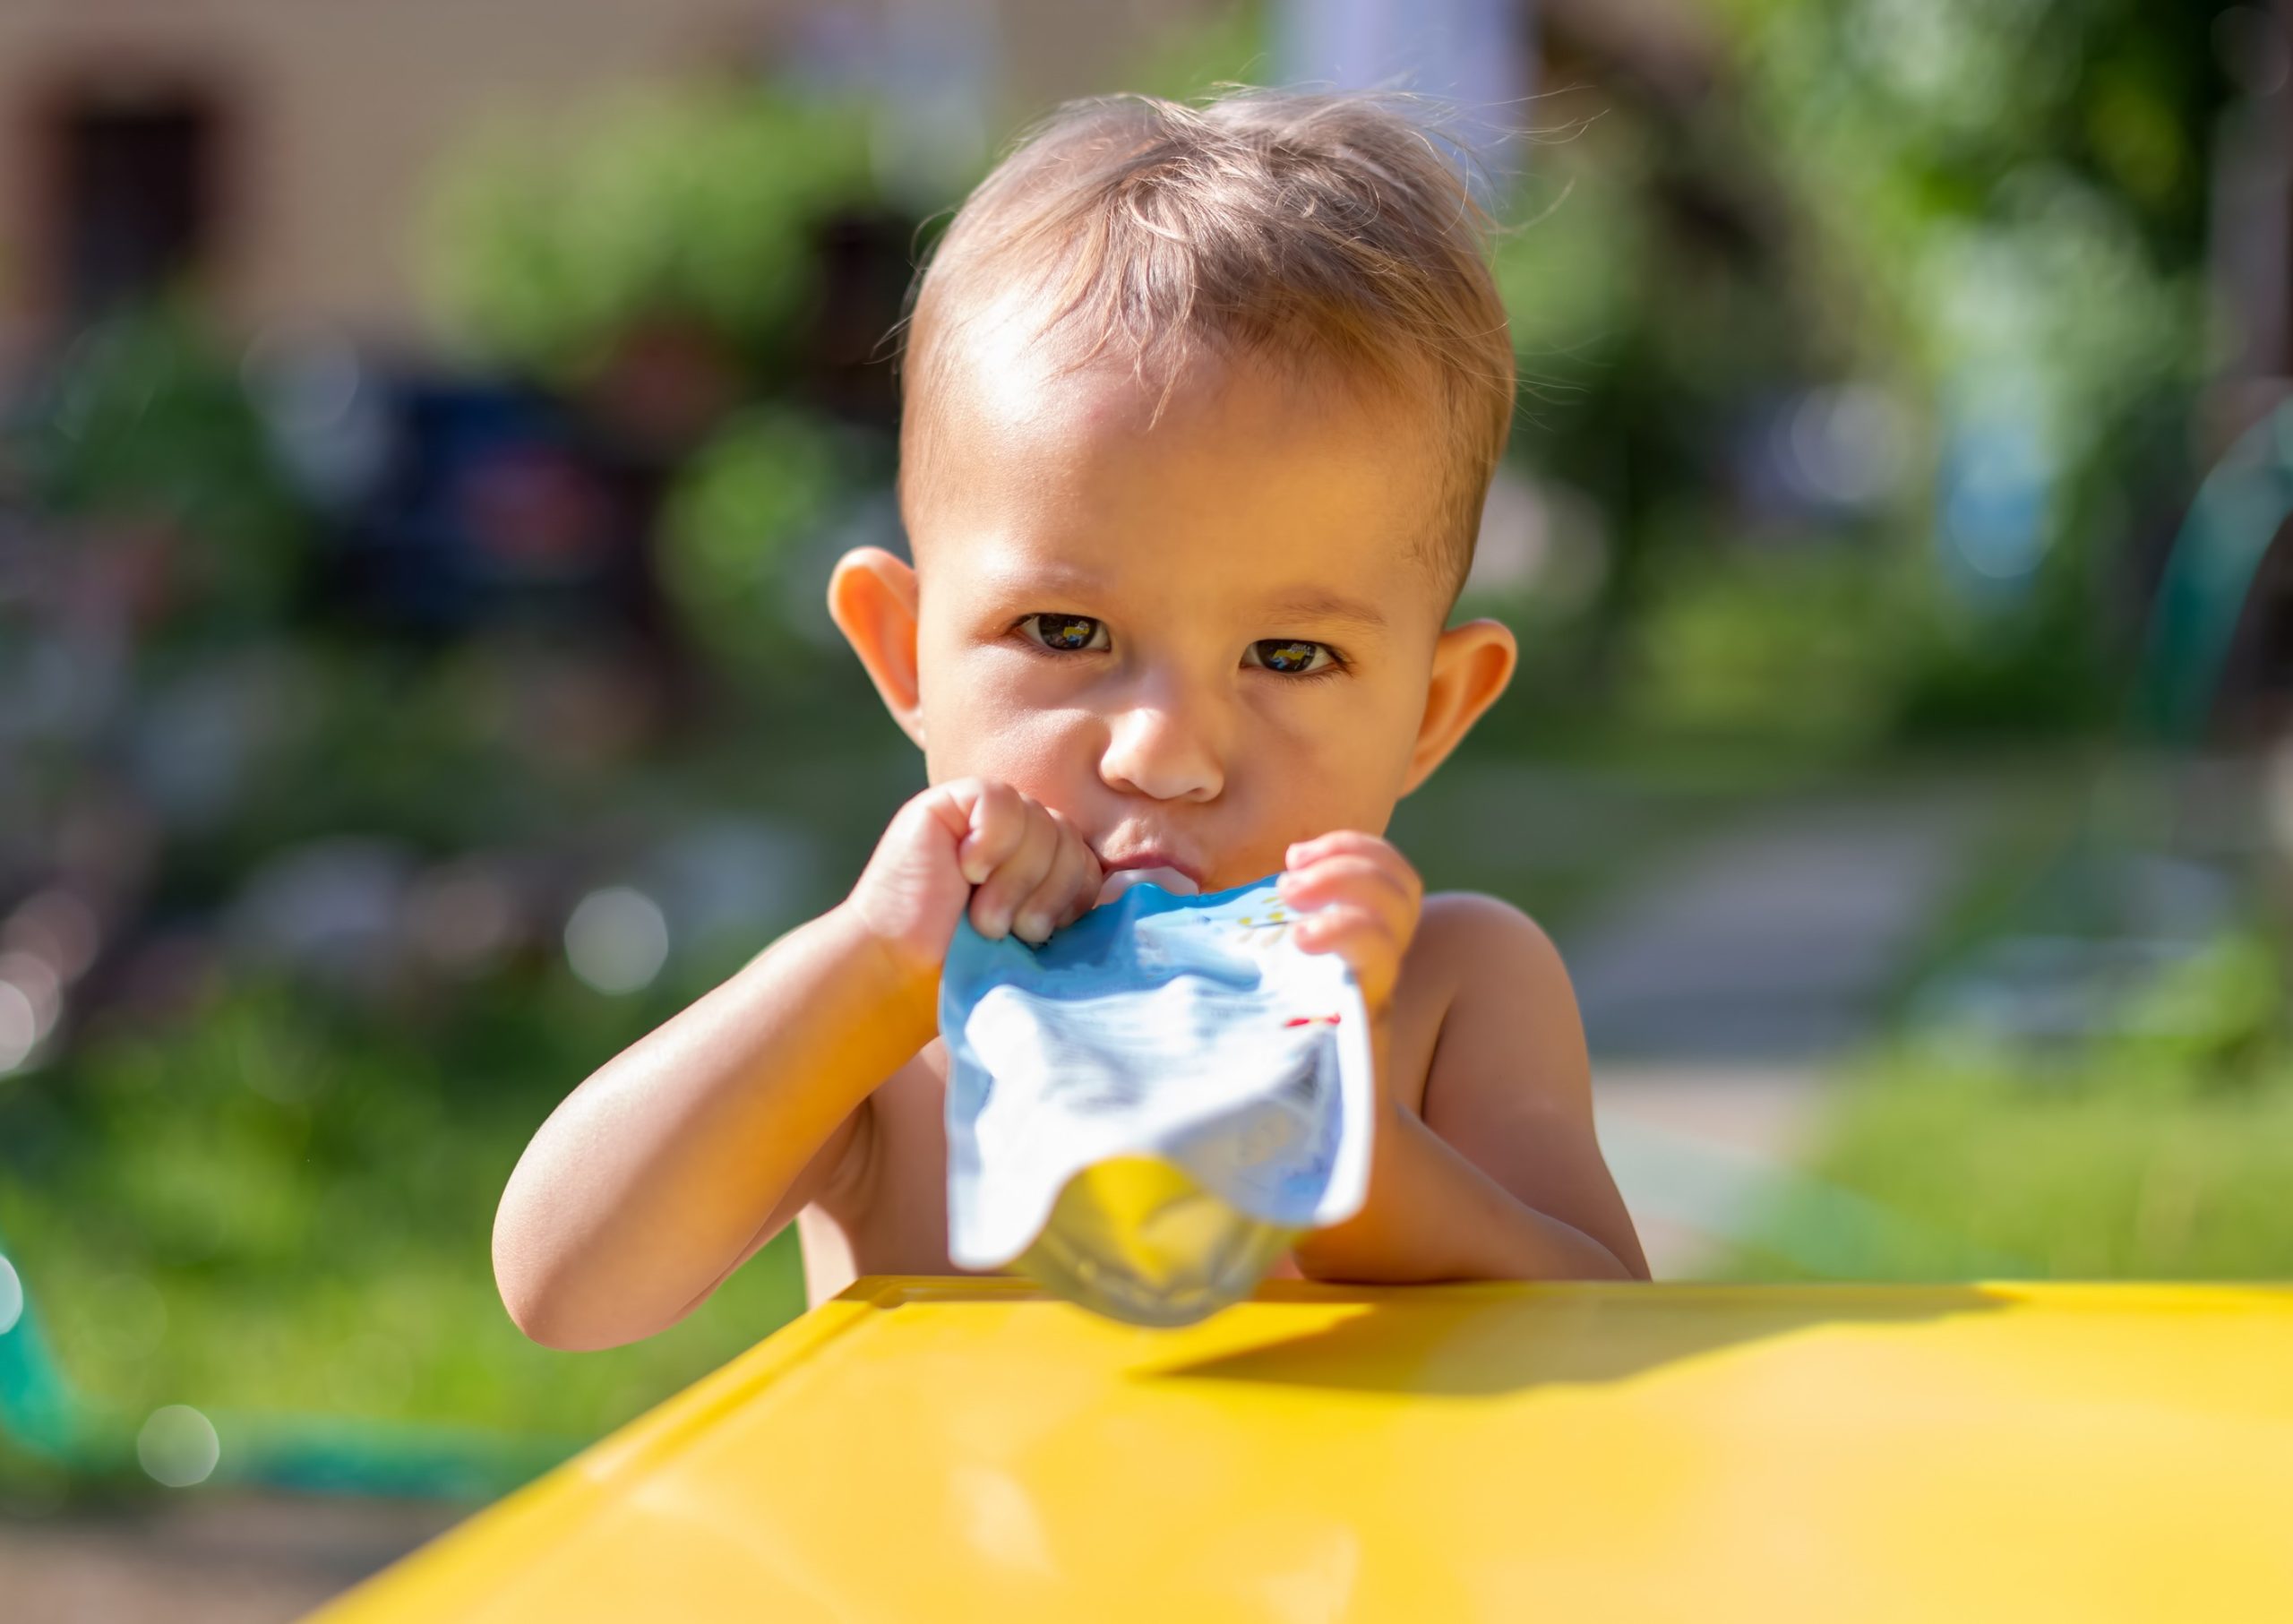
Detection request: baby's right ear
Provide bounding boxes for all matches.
[827,546,927,749]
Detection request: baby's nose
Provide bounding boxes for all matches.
[1098,701,1224,803]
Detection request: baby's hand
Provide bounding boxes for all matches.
[846,778,1104,975]
[1276,831,1422,1016]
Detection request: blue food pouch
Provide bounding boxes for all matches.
[940,874,1376,1326]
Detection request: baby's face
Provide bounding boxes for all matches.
[897,328,1477,894]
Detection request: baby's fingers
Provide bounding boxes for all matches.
[1277,854,1419,941]
[1011,816,1102,943]
[967,801,1061,939]
[954,780,1029,886]
[1291,901,1403,952]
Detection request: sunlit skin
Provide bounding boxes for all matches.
[492,316,1649,1352]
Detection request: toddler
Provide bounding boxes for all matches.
[494,84,1649,1349]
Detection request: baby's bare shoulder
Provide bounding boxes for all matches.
[1404,890,1571,1004]
[1401,889,1588,1116]
[1383,890,1579,1111]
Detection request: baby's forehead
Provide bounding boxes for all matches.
[919,326,1444,550]
[939,305,1423,446]
[894,294,1467,625]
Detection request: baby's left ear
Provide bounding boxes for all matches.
[1402,618,1517,795]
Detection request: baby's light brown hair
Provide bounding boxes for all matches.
[892,83,1518,606]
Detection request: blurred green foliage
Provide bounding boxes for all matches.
[660,406,869,684]
[1490,0,2218,744]
[18,296,308,646]
[2122,929,2288,1076]
[1123,0,1274,104]
[416,82,879,386]
[1608,544,1911,752]
[1737,0,2209,733]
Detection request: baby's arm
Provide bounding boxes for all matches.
[1279,836,1649,1284]
[1401,893,1648,1279]
[493,779,1101,1349]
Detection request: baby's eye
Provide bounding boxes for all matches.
[1018,613,1110,653]
[1244,639,1337,675]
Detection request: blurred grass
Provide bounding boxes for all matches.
[1722,1044,2293,1282]
[0,967,809,1508]
[1712,737,2293,1286]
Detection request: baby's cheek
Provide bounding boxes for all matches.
[926,683,1094,795]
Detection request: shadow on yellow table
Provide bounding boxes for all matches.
[314,1277,2293,1622]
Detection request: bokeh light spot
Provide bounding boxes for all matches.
[0,982,38,1074]
[3,889,100,983]
[565,887,670,994]
[0,950,63,1040]
[137,1405,220,1487]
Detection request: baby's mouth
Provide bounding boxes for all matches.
[1093,863,1202,907]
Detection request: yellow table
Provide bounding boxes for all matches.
[317,1277,2293,1621]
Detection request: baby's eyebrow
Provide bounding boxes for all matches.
[1260,589,1389,635]
[975,558,1103,595]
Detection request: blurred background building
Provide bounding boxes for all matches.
[0,0,1254,359]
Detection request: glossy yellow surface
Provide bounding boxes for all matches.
[317,1278,2293,1622]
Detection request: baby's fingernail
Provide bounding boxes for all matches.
[1015,913,1047,942]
